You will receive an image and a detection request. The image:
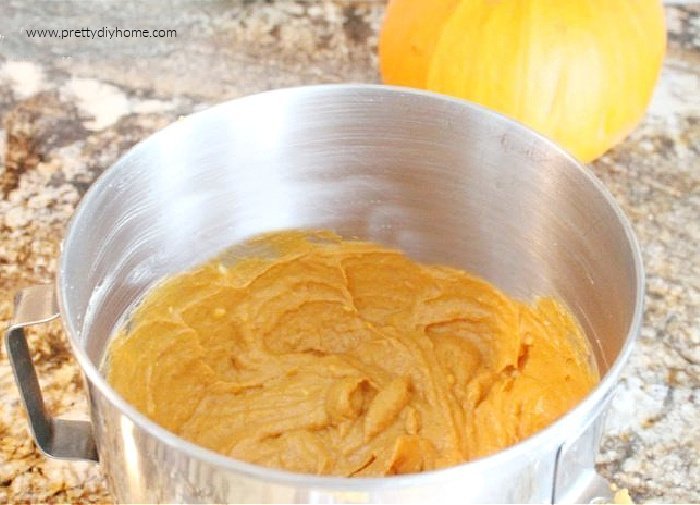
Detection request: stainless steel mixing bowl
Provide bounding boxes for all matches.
[6,85,643,503]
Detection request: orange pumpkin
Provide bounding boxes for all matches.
[380,0,666,162]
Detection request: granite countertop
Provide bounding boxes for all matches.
[0,1,698,503]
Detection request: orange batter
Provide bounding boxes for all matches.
[106,231,597,476]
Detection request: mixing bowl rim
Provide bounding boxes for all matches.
[57,83,644,489]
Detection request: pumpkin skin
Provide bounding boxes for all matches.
[380,0,666,162]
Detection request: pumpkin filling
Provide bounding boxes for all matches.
[105,231,598,476]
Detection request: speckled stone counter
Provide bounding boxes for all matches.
[0,1,698,503]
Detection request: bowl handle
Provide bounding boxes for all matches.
[4,284,98,461]
[552,406,613,503]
